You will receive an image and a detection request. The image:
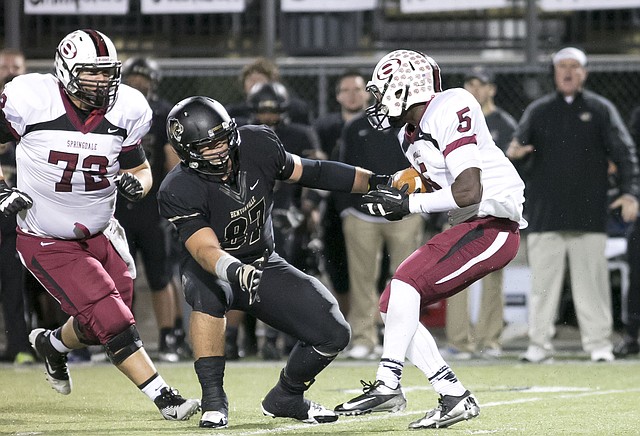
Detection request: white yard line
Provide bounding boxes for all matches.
[177,386,640,436]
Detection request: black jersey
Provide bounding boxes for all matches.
[158,124,293,263]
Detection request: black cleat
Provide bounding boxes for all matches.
[199,410,228,428]
[200,385,228,428]
[613,337,640,358]
[408,390,479,429]
[261,384,338,424]
[154,387,200,421]
[29,328,72,395]
[334,380,406,415]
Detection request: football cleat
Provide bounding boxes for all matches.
[613,336,640,358]
[29,328,72,395]
[334,380,406,415]
[154,387,201,421]
[261,384,338,424]
[408,390,480,429]
[199,410,228,428]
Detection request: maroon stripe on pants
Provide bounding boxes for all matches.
[379,216,520,316]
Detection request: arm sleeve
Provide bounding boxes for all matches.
[297,158,357,192]
[118,141,147,170]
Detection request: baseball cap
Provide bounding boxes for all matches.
[552,47,587,66]
[463,66,495,84]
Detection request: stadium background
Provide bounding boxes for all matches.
[1,0,639,342]
[2,1,640,123]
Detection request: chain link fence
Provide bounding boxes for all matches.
[25,55,640,124]
[148,57,640,126]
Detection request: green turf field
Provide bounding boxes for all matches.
[1,358,639,435]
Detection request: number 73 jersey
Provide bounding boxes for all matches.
[398,88,527,228]
[1,73,151,239]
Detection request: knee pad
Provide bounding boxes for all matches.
[73,318,101,346]
[104,324,143,365]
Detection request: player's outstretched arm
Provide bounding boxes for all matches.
[286,153,389,194]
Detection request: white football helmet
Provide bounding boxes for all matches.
[54,29,121,110]
[366,49,442,130]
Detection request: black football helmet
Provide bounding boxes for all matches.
[121,57,160,98]
[247,81,290,114]
[166,96,240,178]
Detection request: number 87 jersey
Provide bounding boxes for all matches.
[1,73,151,239]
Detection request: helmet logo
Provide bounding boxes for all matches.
[377,58,401,81]
[59,40,78,59]
[167,118,184,142]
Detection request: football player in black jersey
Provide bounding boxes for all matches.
[158,96,387,428]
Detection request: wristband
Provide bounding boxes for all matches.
[368,173,391,191]
[215,253,242,283]
[408,186,459,214]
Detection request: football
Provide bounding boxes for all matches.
[390,167,431,193]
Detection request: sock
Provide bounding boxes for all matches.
[225,325,238,343]
[376,358,403,389]
[174,317,184,331]
[376,279,421,387]
[139,373,169,401]
[50,328,73,353]
[195,356,228,412]
[429,365,466,397]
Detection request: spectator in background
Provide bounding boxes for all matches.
[337,113,425,360]
[508,47,640,363]
[226,57,311,125]
[313,69,370,315]
[441,66,518,359]
[614,105,640,358]
[0,47,34,365]
[0,48,25,87]
[115,57,190,363]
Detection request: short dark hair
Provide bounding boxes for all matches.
[239,57,280,86]
[335,69,365,95]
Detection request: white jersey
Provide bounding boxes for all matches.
[2,73,152,239]
[398,88,527,228]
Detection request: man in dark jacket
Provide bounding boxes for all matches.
[507,47,640,363]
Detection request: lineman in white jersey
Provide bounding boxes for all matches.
[0,29,199,420]
[334,49,526,429]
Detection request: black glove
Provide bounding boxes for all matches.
[361,184,410,221]
[368,173,391,190]
[117,172,144,202]
[229,250,269,305]
[0,180,33,216]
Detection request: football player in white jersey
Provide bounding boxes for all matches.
[334,49,527,429]
[0,29,199,421]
